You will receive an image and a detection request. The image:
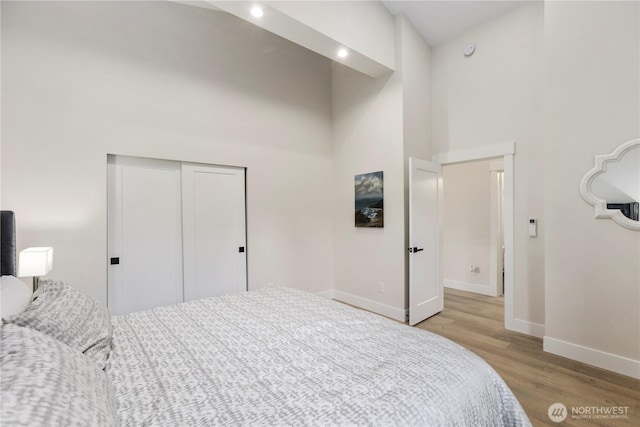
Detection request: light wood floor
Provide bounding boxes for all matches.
[416,288,640,427]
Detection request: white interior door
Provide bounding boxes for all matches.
[182,163,247,301]
[107,155,184,315]
[409,157,443,326]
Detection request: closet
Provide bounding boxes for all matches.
[107,155,247,315]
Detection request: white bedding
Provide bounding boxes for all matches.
[106,287,531,426]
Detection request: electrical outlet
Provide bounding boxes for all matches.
[378,282,385,293]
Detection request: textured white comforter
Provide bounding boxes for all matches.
[106,287,531,426]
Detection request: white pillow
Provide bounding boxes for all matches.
[1,275,33,317]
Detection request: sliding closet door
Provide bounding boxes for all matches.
[107,156,184,315]
[182,164,247,301]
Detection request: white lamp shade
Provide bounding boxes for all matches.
[18,247,54,277]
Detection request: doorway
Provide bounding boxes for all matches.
[441,158,504,297]
[433,142,515,331]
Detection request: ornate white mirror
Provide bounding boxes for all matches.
[580,138,640,231]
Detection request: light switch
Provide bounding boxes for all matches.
[528,219,537,237]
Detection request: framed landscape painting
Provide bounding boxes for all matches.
[355,171,384,227]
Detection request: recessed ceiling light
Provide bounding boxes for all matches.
[250,6,263,18]
[337,48,348,58]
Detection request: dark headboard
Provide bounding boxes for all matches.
[1,211,17,276]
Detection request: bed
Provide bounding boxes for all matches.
[1,211,531,426]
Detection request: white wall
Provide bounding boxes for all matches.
[397,15,433,309]
[399,16,432,162]
[442,160,492,290]
[1,1,334,302]
[544,0,640,377]
[330,14,433,320]
[432,1,545,329]
[331,62,405,317]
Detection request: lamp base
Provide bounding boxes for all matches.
[32,277,40,292]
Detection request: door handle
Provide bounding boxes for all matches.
[408,247,424,253]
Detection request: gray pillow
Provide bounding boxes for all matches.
[0,324,119,426]
[3,280,113,369]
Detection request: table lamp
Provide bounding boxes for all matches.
[18,247,53,291]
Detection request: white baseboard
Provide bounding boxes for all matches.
[444,278,496,297]
[318,289,406,322]
[506,318,545,338]
[444,279,545,338]
[544,336,640,379]
[316,289,334,299]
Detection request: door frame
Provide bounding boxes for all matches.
[433,141,516,332]
[489,161,504,297]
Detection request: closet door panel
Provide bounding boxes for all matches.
[108,156,184,315]
[182,163,247,301]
